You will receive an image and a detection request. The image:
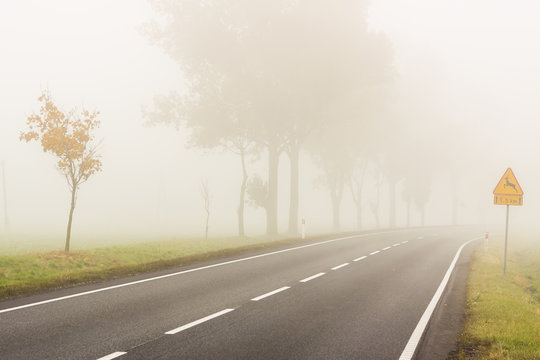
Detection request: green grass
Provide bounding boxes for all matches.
[450,233,540,359]
[0,234,309,299]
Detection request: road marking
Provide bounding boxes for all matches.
[96,352,127,360]
[300,273,325,283]
[417,236,424,240]
[353,256,367,262]
[165,308,235,335]
[393,243,400,247]
[399,236,481,360]
[370,250,380,255]
[382,246,391,251]
[402,241,409,244]
[0,230,407,314]
[331,263,349,270]
[251,287,290,301]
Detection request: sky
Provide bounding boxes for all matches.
[1,0,540,250]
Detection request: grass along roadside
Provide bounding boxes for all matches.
[450,233,540,359]
[0,235,315,300]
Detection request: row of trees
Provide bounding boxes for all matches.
[19,1,456,252]
[143,0,403,236]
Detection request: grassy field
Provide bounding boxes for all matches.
[450,232,540,359]
[0,234,306,299]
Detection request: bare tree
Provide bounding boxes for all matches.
[200,179,210,241]
[349,159,368,231]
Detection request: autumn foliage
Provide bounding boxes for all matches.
[21,91,102,252]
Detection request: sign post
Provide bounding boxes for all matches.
[493,168,523,275]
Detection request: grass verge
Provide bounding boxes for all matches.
[0,235,316,300]
[449,234,540,359]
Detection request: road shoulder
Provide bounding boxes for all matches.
[414,241,478,360]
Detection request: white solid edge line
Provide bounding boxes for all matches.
[96,352,127,360]
[0,229,405,314]
[353,256,367,262]
[398,236,481,360]
[251,286,290,301]
[165,308,235,335]
[382,246,391,251]
[370,250,380,255]
[300,272,326,283]
[331,263,349,270]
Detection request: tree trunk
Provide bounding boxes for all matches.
[205,211,209,241]
[65,185,77,253]
[451,177,458,225]
[355,178,363,231]
[332,194,341,232]
[266,141,279,235]
[287,144,300,234]
[237,149,248,237]
[355,201,362,231]
[388,178,396,228]
[372,180,381,229]
[406,200,411,227]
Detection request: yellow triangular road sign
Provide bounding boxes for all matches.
[493,168,523,196]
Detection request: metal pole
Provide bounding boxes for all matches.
[504,205,509,275]
[1,161,8,233]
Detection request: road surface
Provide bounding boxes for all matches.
[0,227,481,359]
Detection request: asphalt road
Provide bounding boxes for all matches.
[0,227,482,360]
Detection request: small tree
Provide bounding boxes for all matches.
[246,175,269,218]
[200,179,211,241]
[20,91,102,252]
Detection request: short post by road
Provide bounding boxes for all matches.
[492,168,523,275]
[301,217,306,240]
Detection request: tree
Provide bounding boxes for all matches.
[200,179,211,240]
[348,158,368,231]
[370,158,383,229]
[143,87,256,237]
[20,91,102,252]
[246,174,269,220]
[310,124,352,232]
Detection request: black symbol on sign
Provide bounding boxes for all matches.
[504,176,517,192]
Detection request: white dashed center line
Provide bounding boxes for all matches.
[251,287,290,301]
[165,308,235,335]
[382,246,391,251]
[393,243,400,247]
[353,256,367,262]
[300,273,326,283]
[402,241,409,244]
[370,250,380,255]
[97,351,127,360]
[331,263,350,270]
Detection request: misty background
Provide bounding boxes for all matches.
[1,0,539,252]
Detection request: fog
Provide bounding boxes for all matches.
[1,0,540,252]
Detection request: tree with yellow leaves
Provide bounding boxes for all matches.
[21,91,102,252]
